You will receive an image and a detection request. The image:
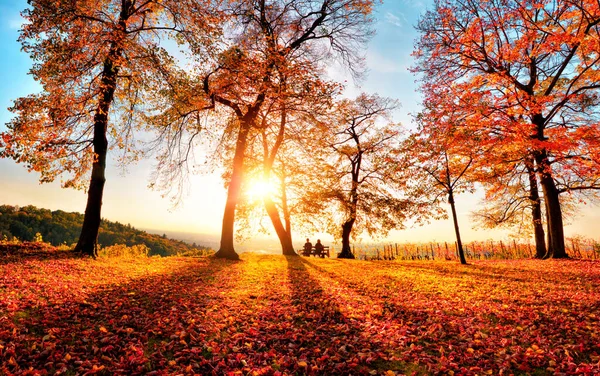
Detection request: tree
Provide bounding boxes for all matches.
[152,0,377,259]
[403,108,480,265]
[414,0,600,258]
[315,94,406,259]
[1,0,213,257]
[236,69,340,255]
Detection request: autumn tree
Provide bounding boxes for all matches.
[413,82,551,258]
[403,107,482,265]
[215,71,339,254]
[414,0,600,258]
[238,139,328,251]
[0,0,216,257]
[241,76,338,255]
[152,0,377,259]
[309,93,405,259]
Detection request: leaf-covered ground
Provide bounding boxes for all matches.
[1,245,599,375]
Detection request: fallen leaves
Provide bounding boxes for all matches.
[0,246,599,375]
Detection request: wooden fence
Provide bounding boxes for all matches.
[346,238,600,261]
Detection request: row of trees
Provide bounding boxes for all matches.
[1,0,599,263]
[412,0,600,260]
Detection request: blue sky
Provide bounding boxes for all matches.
[0,0,597,246]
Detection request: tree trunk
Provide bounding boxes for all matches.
[264,196,296,255]
[535,151,567,258]
[544,207,552,259]
[338,219,355,259]
[526,159,546,258]
[215,123,251,260]
[280,170,292,235]
[339,142,361,259]
[259,108,295,255]
[531,115,567,259]
[74,45,121,258]
[448,190,467,265]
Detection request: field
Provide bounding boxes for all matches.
[1,244,599,375]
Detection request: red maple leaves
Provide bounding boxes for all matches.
[1,246,599,375]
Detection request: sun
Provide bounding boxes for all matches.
[246,178,277,200]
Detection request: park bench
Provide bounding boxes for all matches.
[301,245,330,258]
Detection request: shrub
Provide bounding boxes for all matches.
[97,244,150,258]
[176,248,215,257]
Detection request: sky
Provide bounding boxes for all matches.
[0,0,598,248]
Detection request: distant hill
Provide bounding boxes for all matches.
[0,204,212,257]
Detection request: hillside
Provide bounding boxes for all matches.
[0,204,211,256]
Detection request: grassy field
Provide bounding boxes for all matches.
[1,244,599,375]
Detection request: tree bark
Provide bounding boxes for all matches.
[338,176,358,259]
[264,196,296,255]
[448,189,467,265]
[260,108,296,255]
[74,45,122,257]
[536,151,567,258]
[74,1,133,257]
[338,219,356,259]
[531,114,567,259]
[215,123,251,260]
[526,158,546,258]
[280,170,292,236]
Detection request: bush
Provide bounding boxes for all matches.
[176,248,215,257]
[97,244,150,258]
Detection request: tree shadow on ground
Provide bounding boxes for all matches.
[290,256,432,375]
[298,256,600,375]
[0,242,82,265]
[0,256,236,375]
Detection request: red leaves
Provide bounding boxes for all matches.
[1,248,600,374]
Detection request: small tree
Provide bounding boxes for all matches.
[403,109,478,265]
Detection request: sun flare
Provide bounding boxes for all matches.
[246,178,276,200]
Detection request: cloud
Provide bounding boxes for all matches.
[385,12,403,28]
[7,17,24,30]
[365,50,408,74]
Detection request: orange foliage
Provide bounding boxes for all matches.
[414,0,600,257]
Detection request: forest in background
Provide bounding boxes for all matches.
[0,204,211,257]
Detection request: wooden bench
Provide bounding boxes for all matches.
[301,246,330,258]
